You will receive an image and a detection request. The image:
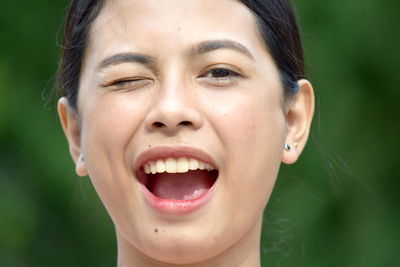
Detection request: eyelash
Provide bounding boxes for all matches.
[109,78,151,90]
[198,67,242,86]
[203,68,240,78]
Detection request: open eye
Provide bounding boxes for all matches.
[198,67,242,87]
[203,68,240,79]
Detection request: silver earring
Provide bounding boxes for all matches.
[284,144,291,151]
[80,155,85,161]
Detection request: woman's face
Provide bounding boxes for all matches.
[65,0,293,264]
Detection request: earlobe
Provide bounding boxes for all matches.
[58,97,87,176]
[282,79,315,165]
[76,154,88,177]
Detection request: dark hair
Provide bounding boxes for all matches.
[57,0,305,110]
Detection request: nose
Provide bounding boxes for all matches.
[144,82,203,135]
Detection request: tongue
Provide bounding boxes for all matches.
[148,170,214,200]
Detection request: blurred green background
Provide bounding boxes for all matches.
[1,0,399,266]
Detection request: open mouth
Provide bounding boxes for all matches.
[136,157,219,201]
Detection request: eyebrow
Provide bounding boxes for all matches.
[97,40,254,71]
[191,40,254,60]
[97,53,155,70]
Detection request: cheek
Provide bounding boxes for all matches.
[80,91,151,150]
[221,95,285,182]
[206,87,286,220]
[77,92,151,205]
[205,86,286,155]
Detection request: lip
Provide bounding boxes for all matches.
[134,145,218,215]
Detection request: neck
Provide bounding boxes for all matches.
[116,218,263,267]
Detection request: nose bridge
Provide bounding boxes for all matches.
[159,73,188,108]
[144,69,203,134]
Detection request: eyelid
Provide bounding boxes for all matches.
[101,77,150,87]
[98,64,156,87]
[196,66,245,88]
[100,77,153,92]
[200,64,244,77]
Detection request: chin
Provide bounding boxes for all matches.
[118,223,231,265]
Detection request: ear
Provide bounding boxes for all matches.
[58,97,88,176]
[282,79,315,165]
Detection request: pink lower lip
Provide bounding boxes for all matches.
[139,181,216,215]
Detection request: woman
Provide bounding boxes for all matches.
[57,0,314,266]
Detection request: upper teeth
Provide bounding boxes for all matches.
[143,157,215,174]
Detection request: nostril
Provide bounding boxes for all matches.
[179,121,192,126]
[153,121,166,128]
[153,121,192,128]
[149,118,198,132]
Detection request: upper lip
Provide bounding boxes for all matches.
[134,145,218,172]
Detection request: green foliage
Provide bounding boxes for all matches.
[1,0,399,266]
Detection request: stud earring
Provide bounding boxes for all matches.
[284,144,291,151]
[80,155,85,161]
[294,142,299,149]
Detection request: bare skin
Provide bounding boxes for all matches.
[58,0,314,266]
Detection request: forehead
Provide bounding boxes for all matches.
[88,0,266,58]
